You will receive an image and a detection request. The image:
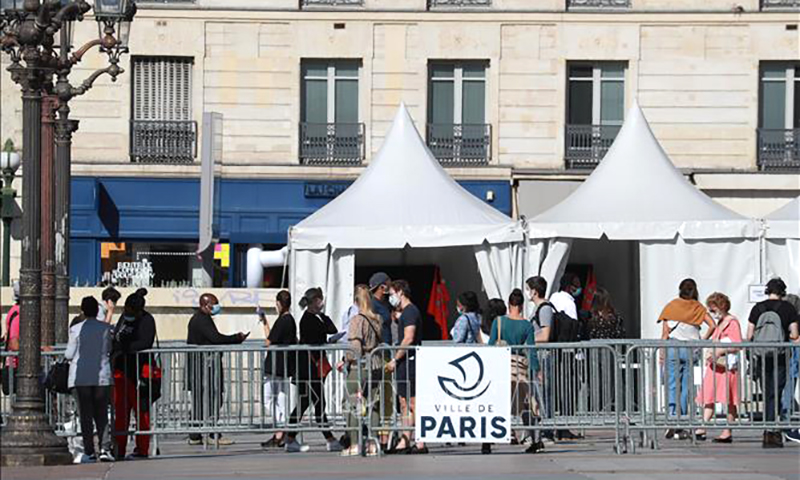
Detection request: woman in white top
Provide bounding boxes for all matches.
[65,296,114,463]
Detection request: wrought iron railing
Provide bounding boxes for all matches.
[130,120,198,164]
[426,124,491,166]
[300,123,365,166]
[564,124,621,169]
[761,0,800,9]
[428,0,492,7]
[567,0,631,8]
[301,0,364,6]
[757,128,800,171]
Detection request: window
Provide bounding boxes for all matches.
[567,0,631,9]
[130,56,197,163]
[300,60,364,165]
[758,63,800,170]
[760,0,800,10]
[565,62,626,169]
[427,61,491,165]
[428,0,492,7]
[301,0,363,5]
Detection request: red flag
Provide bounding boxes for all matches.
[427,266,450,340]
[581,267,597,312]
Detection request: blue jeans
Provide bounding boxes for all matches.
[667,347,691,417]
[781,347,799,418]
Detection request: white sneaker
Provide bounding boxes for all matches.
[326,439,344,452]
[99,450,115,463]
[285,439,310,453]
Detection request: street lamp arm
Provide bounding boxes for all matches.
[68,37,102,65]
[70,63,122,97]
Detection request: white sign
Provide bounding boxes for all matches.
[415,346,511,444]
[111,259,154,287]
[749,284,767,303]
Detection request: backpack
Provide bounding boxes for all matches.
[534,302,581,343]
[752,309,786,343]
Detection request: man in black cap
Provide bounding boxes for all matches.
[369,272,393,345]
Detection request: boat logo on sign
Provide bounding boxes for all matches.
[437,352,491,401]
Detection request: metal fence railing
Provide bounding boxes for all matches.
[1,341,798,456]
[564,124,621,170]
[130,119,198,164]
[757,128,800,171]
[426,123,492,166]
[299,122,365,166]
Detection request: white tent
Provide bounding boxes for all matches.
[289,105,526,326]
[528,103,759,339]
[764,196,800,293]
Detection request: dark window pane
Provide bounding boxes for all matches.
[303,79,328,123]
[463,63,486,79]
[335,79,358,123]
[568,80,593,125]
[462,81,485,124]
[336,61,359,78]
[430,63,455,79]
[569,65,592,79]
[760,80,786,129]
[430,80,455,125]
[600,81,624,124]
[303,61,328,78]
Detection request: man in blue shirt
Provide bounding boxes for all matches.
[369,272,393,345]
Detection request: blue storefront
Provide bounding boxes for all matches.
[70,177,512,287]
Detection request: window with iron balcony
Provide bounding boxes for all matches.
[428,0,492,8]
[130,56,197,164]
[760,0,800,10]
[567,0,631,10]
[758,62,800,171]
[300,0,364,7]
[300,60,365,166]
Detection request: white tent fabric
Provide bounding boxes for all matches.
[639,239,760,340]
[529,102,757,241]
[289,105,524,327]
[763,196,800,293]
[291,105,522,249]
[764,196,800,239]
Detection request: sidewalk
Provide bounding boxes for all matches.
[3,431,798,480]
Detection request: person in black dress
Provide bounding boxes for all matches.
[260,290,297,449]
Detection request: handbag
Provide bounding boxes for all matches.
[312,353,332,380]
[45,359,70,394]
[497,317,529,383]
[713,337,739,371]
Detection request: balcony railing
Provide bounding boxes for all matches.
[567,0,631,8]
[130,120,198,164]
[428,0,492,7]
[757,128,800,171]
[426,124,491,166]
[565,124,621,169]
[301,0,363,6]
[761,0,800,10]
[300,123,365,166]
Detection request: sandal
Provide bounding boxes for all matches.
[387,435,410,455]
[525,441,545,454]
[712,436,732,444]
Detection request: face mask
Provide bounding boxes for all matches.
[711,311,722,322]
[573,288,583,298]
[318,300,325,310]
[210,304,222,316]
[98,303,107,318]
[389,294,400,308]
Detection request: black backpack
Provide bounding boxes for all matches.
[534,302,581,343]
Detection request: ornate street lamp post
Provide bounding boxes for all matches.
[0,0,135,466]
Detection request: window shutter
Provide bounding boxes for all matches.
[132,57,193,121]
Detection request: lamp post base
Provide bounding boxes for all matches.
[0,410,72,467]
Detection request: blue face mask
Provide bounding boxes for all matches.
[573,288,583,298]
[210,304,222,316]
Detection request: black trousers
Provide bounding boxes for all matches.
[287,379,333,440]
[763,356,788,424]
[74,385,111,456]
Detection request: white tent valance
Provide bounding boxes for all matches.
[764,196,800,239]
[291,105,522,250]
[529,102,758,240]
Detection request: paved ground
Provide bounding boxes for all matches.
[3,431,799,480]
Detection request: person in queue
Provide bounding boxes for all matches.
[658,278,716,440]
[186,293,249,446]
[483,298,505,338]
[385,280,427,454]
[337,284,383,456]
[260,290,297,450]
[488,289,541,455]
[694,292,741,443]
[66,297,115,463]
[3,281,21,395]
[451,291,483,344]
[99,286,122,324]
[586,288,624,340]
[782,293,800,445]
[284,288,343,453]
[369,272,394,345]
[112,289,156,459]
[747,278,799,448]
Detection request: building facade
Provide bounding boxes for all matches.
[1,0,798,289]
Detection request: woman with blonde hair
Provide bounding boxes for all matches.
[337,284,383,456]
[695,292,741,443]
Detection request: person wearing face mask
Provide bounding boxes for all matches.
[260,290,296,450]
[111,290,156,459]
[283,287,343,453]
[186,293,249,446]
[450,291,483,344]
[549,273,580,321]
[694,292,741,443]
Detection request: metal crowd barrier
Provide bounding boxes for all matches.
[1,341,798,456]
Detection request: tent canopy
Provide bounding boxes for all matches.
[291,104,522,250]
[529,102,757,241]
[765,196,800,239]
